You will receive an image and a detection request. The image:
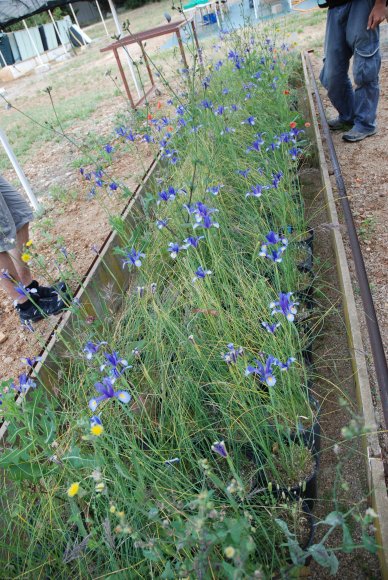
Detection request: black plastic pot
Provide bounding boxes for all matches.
[294,395,321,457]
[270,458,318,511]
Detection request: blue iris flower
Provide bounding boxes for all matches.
[156,219,169,229]
[242,116,255,126]
[261,321,280,334]
[222,343,244,364]
[259,232,288,263]
[245,184,264,198]
[83,341,108,360]
[269,292,299,322]
[245,355,277,387]
[201,99,213,109]
[192,266,212,283]
[276,357,296,371]
[211,440,228,457]
[104,144,114,154]
[89,376,131,411]
[168,242,182,259]
[236,168,250,178]
[176,105,185,115]
[289,147,302,160]
[101,351,132,378]
[182,235,204,249]
[207,184,224,196]
[214,105,225,116]
[122,248,145,268]
[12,373,37,392]
[20,356,42,367]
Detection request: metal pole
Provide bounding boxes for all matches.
[106,0,141,99]
[69,3,81,28]
[69,3,86,46]
[0,128,40,211]
[0,49,7,67]
[48,9,68,54]
[22,20,44,65]
[95,0,110,38]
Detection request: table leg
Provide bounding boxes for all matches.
[191,20,203,65]
[176,29,188,69]
[140,41,154,87]
[114,48,135,108]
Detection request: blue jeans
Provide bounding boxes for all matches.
[320,0,381,132]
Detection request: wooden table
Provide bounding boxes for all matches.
[100,19,201,109]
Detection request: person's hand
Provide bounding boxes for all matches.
[367,2,386,30]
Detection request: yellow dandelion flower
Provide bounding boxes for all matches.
[95,482,105,493]
[90,424,104,436]
[224,546,236,559]
[21,253,31,263]
[109,505,116,514]
[67,482,80,497]
[25,240,33,247]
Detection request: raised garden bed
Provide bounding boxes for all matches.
[0,26,385,578]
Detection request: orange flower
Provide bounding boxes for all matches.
[304,122,311,128]
[147,113,152,121]
[167,126,173,132]
[283,90,290,95]
[157,101,162,109]
[289,121,297,129]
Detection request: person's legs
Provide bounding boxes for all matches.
[0,251,27,302]
[346,0,381,133]
[9,223,33,286]
[320,2,354,124]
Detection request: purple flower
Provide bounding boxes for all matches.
[90,414,102,426]
[122,248,145,269]
[269,292,299,322]
[272,171,283,188]
[142,134,154,144]
[182,235,204,249]
[215,60,224,71]
[104,144,114,154]
[222,343,244,364]
[236,168,250,178]
[220,126,235,135]
[207,184,224,196]
[214,105,225,116]
[109,182,118,191]
[289,147,302,161]
[168,242,182,259]
[14,282,38,300]
[157,186,177,204]
[231,104,239,112]
[246,133,265,153]
[89,376,131,412]
[192,266,212,283]
[20,355,42,367]
[83,341,108,360]
[246,184,264,198]
[222,87,229,94]
[176,105,185,115]
[100,351,131,377]
[276,357,296,371]
[201,99,213,110]
[259,232,288,263]
[261,322,280,334]
[211,440,228,458]
[245,355,277,387]
[192,202,219,230]
[156,219,169,230]
[241,116,256,126]
[12,373,37,392]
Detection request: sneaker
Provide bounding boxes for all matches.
[342,127,377,142]
[16,299,44,323]
[39,281,70,302]
[16,294,67,323]
[327,117,353,131]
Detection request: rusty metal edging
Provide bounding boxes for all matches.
[301,51,388,578]
[0,153,161,443]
